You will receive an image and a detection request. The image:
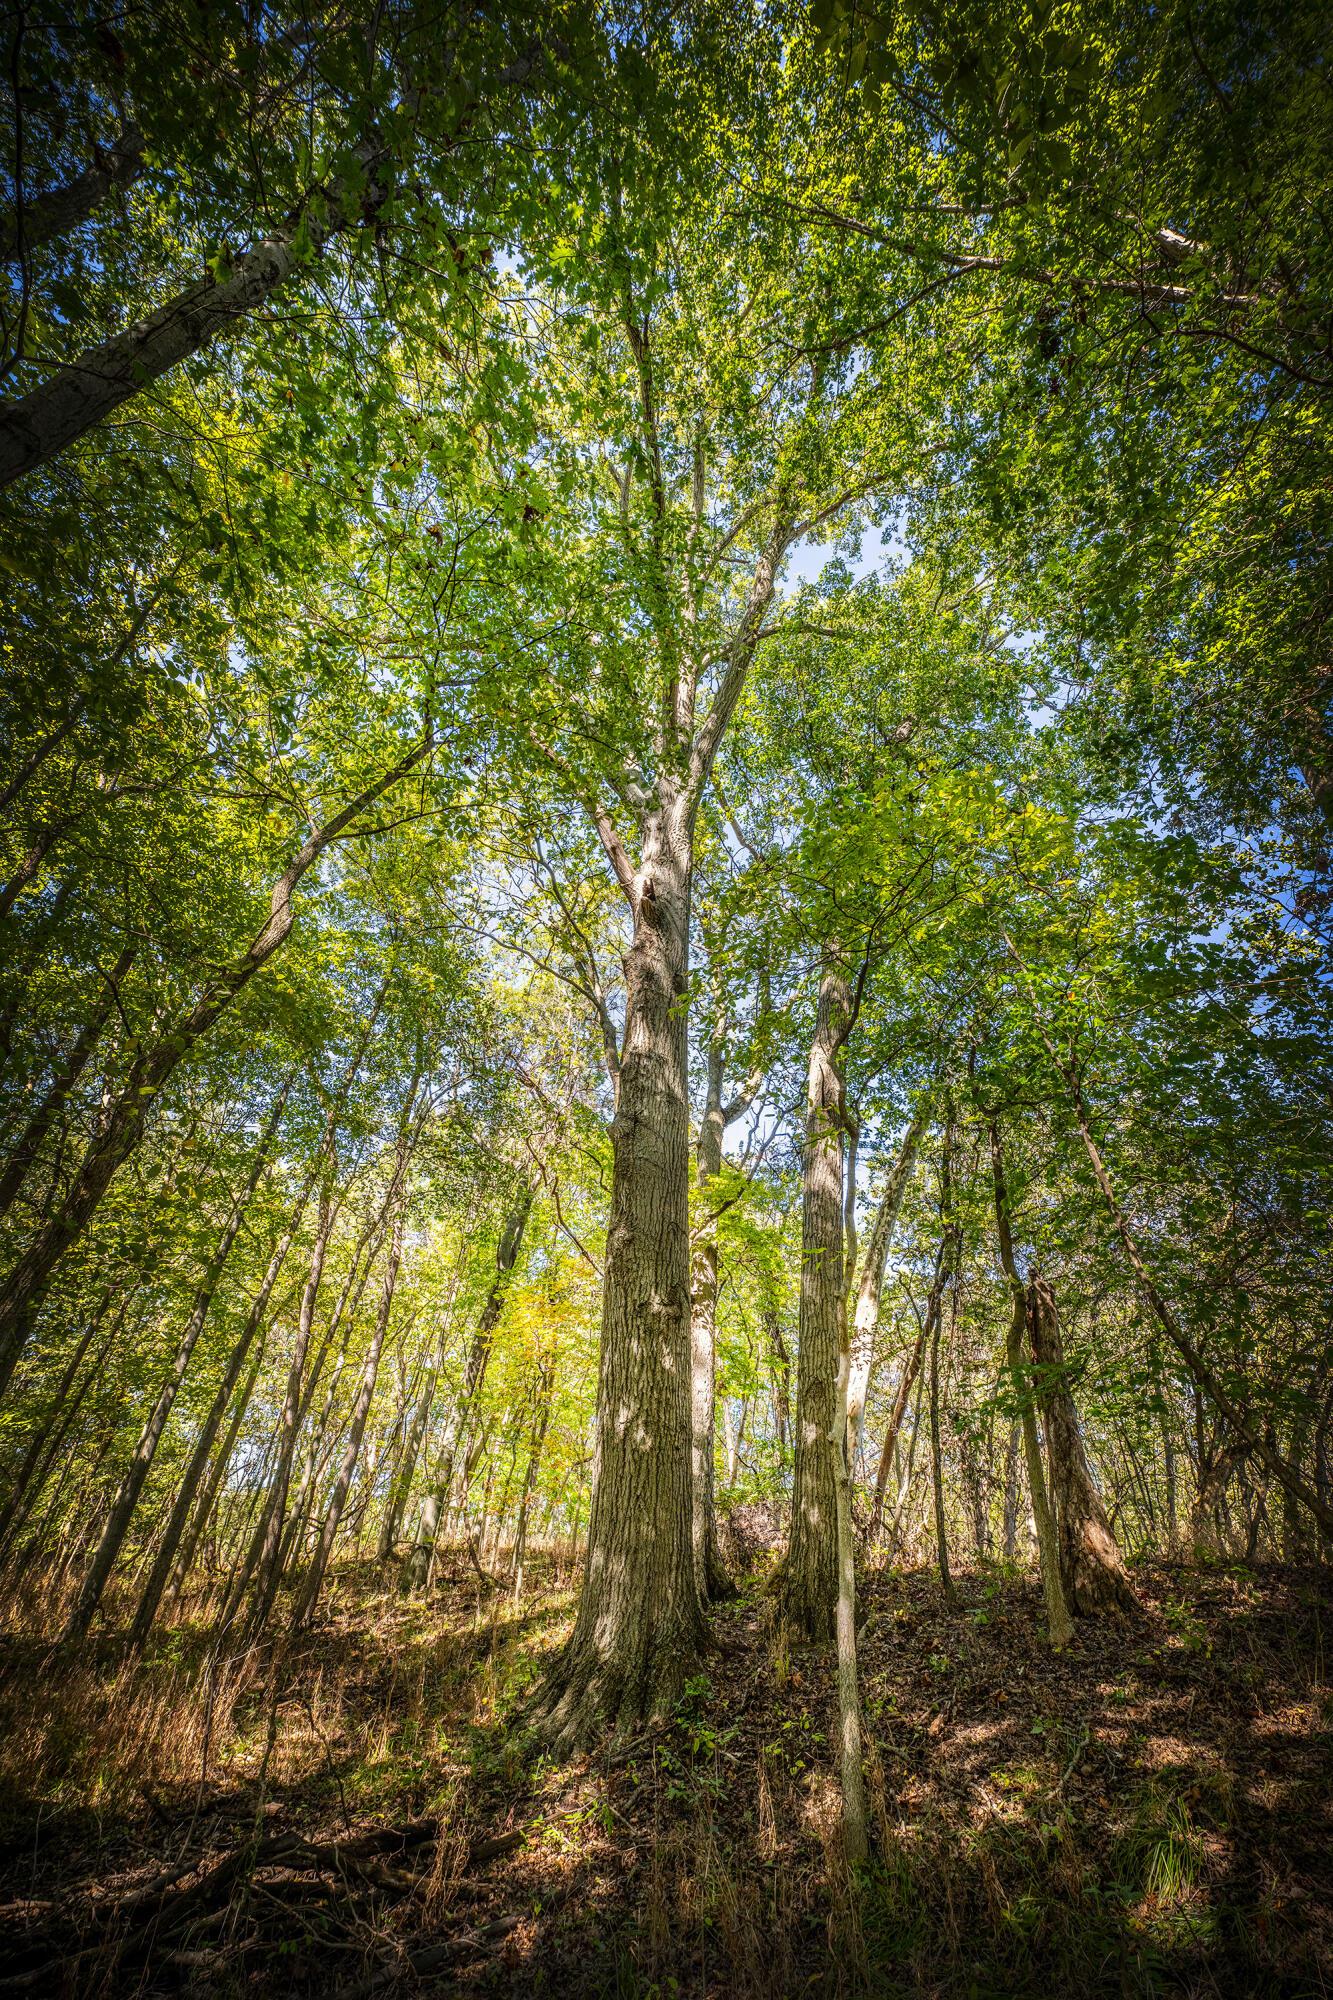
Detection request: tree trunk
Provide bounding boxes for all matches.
[990,1125,1073,1648]
[0,155,381,490]
[533,804,704,1747]
[869,1311,930,1539]
[1002,1419,1021,1559]
[0,127,145,264]
[846,1101,928,1457]
[292,1209,405,1631]
[832,1262,867,1866]
[1026,1273,1139,1619]
[377,1235,468,1562]
[291,1083,420,1629]
[65,1086,287,1638]
[764,1305,792,1451]
[0,945,136,1218]
[928,1268,956,1606]
[690,1036,735,1602]
[236,1192,336,1636]
[400,1186,532,1592]
[0,734,431,1400]
[783,959,850,1643]
[1025,1002,1333,1544]
[0,1287,119,1555]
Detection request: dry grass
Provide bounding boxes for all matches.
[0,1554,1329,1997]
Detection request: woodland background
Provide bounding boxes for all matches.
[0,1,1331,1993]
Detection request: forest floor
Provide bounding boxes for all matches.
[0,1550,1329,1997]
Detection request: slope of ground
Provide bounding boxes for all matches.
[0,1555,1329,1996]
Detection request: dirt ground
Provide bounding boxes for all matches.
[0,1555,1330,1996]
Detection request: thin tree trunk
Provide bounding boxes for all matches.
[400,1187,532,1592]
[1002,1419,1021,1560]
[376,1237,468,1561]
[846,1101,928,1456]
[783,958,851,1643]
[291,1084,420,1630]
[869,1309,931,1539]
[0,945,137,1218]
[991,1125,1073,1648]
[928,1265,956,1606]
[1015,974,1333,1543]
[0,734,431,1399]
[236,1191,336,1636]
[64,1086,288,1638]
[0,1288,119,1554]
[690,1036,737,1602]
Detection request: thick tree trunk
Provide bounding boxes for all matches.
[65,1088,287,1638]
[782,960,850,1643]
[533,806,704,1747]
[1026,1273,1139,1618]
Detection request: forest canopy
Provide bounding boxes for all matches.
[1,2,1331,1995]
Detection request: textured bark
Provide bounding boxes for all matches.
[832,1278,867,1865]
[783,960,850,1643]
[533,810,705,1746]
[65,1087,287,1638]
[0,44,548,487]
[0,169,371,489]
[1027,1274,1139,1618]
[531,347,798,1739]
[0,734,430,1400]
[991,1126,1073,1648]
